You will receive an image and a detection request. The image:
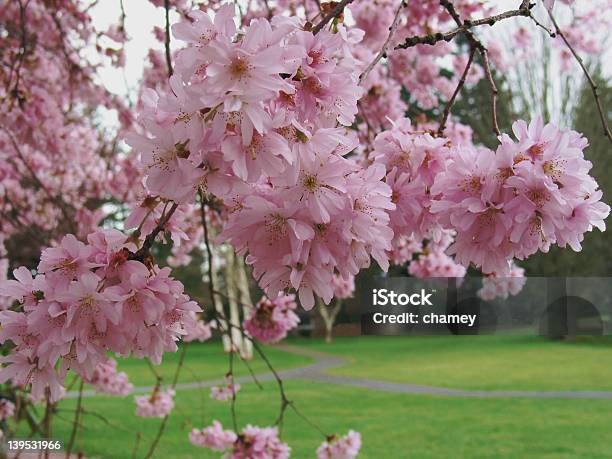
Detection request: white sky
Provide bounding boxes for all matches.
[89,0,180,99]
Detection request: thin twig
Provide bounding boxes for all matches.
[359,1,405,84]
[438,47,476,135]
[438,1,499,136]
[131,432,141,459]
[395,4,532,49]
[143,343,189,459]
[545,9,611,141]
[312,0,354,35]
[65,380,83,459]
[129,202,179,261]
[164,0,173,77]
[479,47,501,136]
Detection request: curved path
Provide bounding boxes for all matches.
[67,344,612,400]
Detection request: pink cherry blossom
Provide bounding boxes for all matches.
[317,430,362,459]
[189,420,237,451]
[0,399,15,421]
[135,387,175,418]
[210,375,241,401]
[86,359,133,396]
[244,294,300,343]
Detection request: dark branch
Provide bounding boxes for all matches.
[164,0,173,77]
[312,0,355,35]
[438,47,476,135]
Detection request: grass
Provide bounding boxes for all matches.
[51,379,612,458]
[15,336,612,458]
[295,335,612,391]
[111,340,313,387]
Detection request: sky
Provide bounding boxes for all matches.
[89,0,179,99]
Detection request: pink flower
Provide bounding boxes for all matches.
[86,359,133,396]
[286,153,352,224]
[189,420,237,451]
[210,375,240,401]
[317,430,362,459]
[59,273,120,338]
[331,274,355,300]
[222,131,293,182]
[478,263,526,301]
[0,399,15,421]
[244,294,300,343]
[183,315,215,343]
[0,267,45,307]
[38,234,95,286]
[408,250,466,278]
[229,425,290,459]
[135,387,175,418]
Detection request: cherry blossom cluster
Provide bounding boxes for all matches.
[135,387,176,418]
[372,117,453,248]
[408,251,467,279]
[183,315,216,343]
[126,4,395,309]
[0,399,15,421]
[432,118,609,275]
[210,375,241,402]
[478,263,526,301]
[0,230,200,402]
[317,431,362,459]
[331,274,355,300]
[86,359,134,397]
[190,421,290,458]
[189,420,237,451]
[406,230,466,278]
[244,294,300,344]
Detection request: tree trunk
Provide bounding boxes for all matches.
[224,248,243,353]
[318,298,342,343]
[209,239,231,352]
[236,256,254,359]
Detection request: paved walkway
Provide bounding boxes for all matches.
[66,344,612,400]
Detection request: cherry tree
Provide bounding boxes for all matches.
[0,0,610,457]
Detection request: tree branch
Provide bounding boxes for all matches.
[359,1,405,84]
[312,0,355,35]
[129,202,179,262]
[545,8,611,142]
[164,0,173,77]
[438,47,476,135]
[395,4,532,50]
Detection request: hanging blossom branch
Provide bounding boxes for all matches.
[359,0,406,84]
[143,343,189,459]
[65,380,84,459]
[545,8,612,142]
[208,286,330,438]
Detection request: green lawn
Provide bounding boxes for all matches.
[53,379,612,458]
[296,335,612,391]
[113,341,313,387]
[14,336,612,458]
